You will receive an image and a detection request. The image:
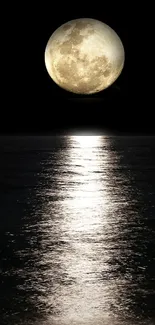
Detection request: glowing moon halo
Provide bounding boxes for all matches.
[44,18,125,94]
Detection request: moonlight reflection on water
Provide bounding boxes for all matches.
[0,135,155,325]
[57,136,111,323]
[33,136,142,325]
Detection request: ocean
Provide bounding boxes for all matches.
[0,135,155,325]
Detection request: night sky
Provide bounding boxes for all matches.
[2,3,153,135]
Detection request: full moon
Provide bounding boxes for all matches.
[44,18,125,94]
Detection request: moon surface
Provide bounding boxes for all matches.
[44,18,125,94]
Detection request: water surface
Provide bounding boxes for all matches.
[0,136,155,325]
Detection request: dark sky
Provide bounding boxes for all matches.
[2,3,154,135]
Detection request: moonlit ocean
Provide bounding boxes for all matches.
[0,135,155,325]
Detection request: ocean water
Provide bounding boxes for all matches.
[0,135,155,325]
